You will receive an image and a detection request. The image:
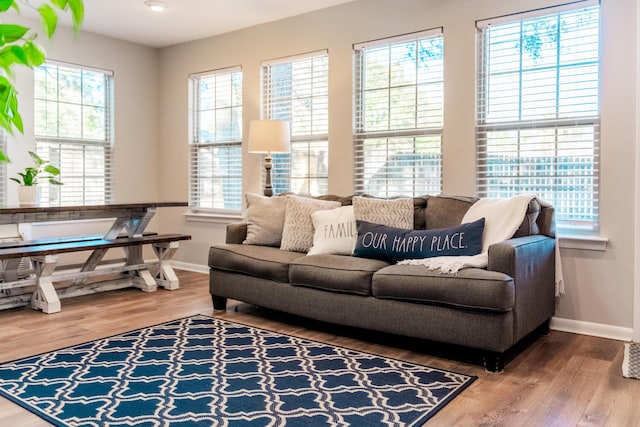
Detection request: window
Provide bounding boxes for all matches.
[476,2,600,230]
[262,51,328,195]
[189,67,243,211]
[34,62,113,206]
[354,29,443,198]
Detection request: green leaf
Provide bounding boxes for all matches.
[0,45,30,73]
[49,0,68,9]
[49,178,63,185]
[67,0,84,31]
[0,0,14,12]
[0,149,9,162]
[0,76,22,134]
[44,164,60,176]
[28,151,45,166]
[23,41,46,67]
[38,4,58,39]
[0,24,28,44]
[12,109,22,133]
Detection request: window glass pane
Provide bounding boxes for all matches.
[34,63,113,206]
[264,52,328,195]
[477,6,600,229]
[190,68,243,210]
[354,31,443,197]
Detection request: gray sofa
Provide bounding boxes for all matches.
[208,194,556,372]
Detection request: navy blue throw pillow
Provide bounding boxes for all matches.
[353,218,485,263]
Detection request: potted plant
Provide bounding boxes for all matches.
[10,151,63,207]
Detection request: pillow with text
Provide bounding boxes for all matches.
[353,218,485,263]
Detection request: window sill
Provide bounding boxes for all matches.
[183,211,242,224]
[558,233,608,251]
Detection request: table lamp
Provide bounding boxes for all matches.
[248,120,290,197]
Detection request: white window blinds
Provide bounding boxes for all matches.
[476,2,600,230]
[34,62,113,206]
[262,51,329,195]
[354,29,443,198]
[189,67,243,211]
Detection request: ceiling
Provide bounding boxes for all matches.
[19,0,357,48]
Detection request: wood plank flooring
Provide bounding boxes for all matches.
[0,269,638,426]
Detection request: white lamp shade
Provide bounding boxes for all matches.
[248,120,290,154]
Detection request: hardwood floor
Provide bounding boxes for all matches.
[1,269,639,426]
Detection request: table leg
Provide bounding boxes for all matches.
[125,209,156,238]
[103,216,130,240]
[72,248,109,286]
[2,258,23,282]
[124,246,157,292]
[30,255,60,314]
[153,241,180,290]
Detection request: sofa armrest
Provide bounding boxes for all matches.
[226,223,248,244]
[488,235,556,343]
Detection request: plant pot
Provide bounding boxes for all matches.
[18,185,41,207]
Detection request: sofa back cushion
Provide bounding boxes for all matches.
[420,195,477,230]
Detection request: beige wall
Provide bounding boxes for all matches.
[158,0,638,335]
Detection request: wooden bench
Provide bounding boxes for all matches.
[0,233,191,314]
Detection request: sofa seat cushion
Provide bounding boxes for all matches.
[289,254,390,296]
[372,264,514,312]
[208,244,304,283]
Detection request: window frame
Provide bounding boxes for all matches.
[261,50,329,196]
[188,66,243,213]
[353,28,444,198]
[475,1,601,232]
[34,61,114,207]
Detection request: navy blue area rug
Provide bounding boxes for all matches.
[0,315,476,426]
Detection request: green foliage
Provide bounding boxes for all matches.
[10,150,62,185]
[0,0,84,159]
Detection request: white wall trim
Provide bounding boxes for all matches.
[171,261,209,274]
[551,317,633,342]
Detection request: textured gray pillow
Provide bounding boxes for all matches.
[280,195,340,253]
[243,193,287,247]
[353,196,414,230]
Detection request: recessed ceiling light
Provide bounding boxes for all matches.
[145,1,168,12]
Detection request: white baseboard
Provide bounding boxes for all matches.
[169,262,634,343]
[170,261,209,274]
[551,317,633,342]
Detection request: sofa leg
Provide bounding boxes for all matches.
[212,295,227,313]
[535,319,551,336]
[483,351,505,373]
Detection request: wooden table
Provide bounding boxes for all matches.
[0,201,187,235]
[0,202,190,313]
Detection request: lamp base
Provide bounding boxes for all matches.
[264,154,273,197]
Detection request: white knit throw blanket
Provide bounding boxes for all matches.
[398,195,565,296]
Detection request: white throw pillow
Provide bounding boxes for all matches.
[280,196,341,253]
[308,205,358,256]
[243,193,287,247]
[352,196,414,230]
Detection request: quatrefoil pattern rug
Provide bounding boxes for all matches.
[0,315,476,426]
